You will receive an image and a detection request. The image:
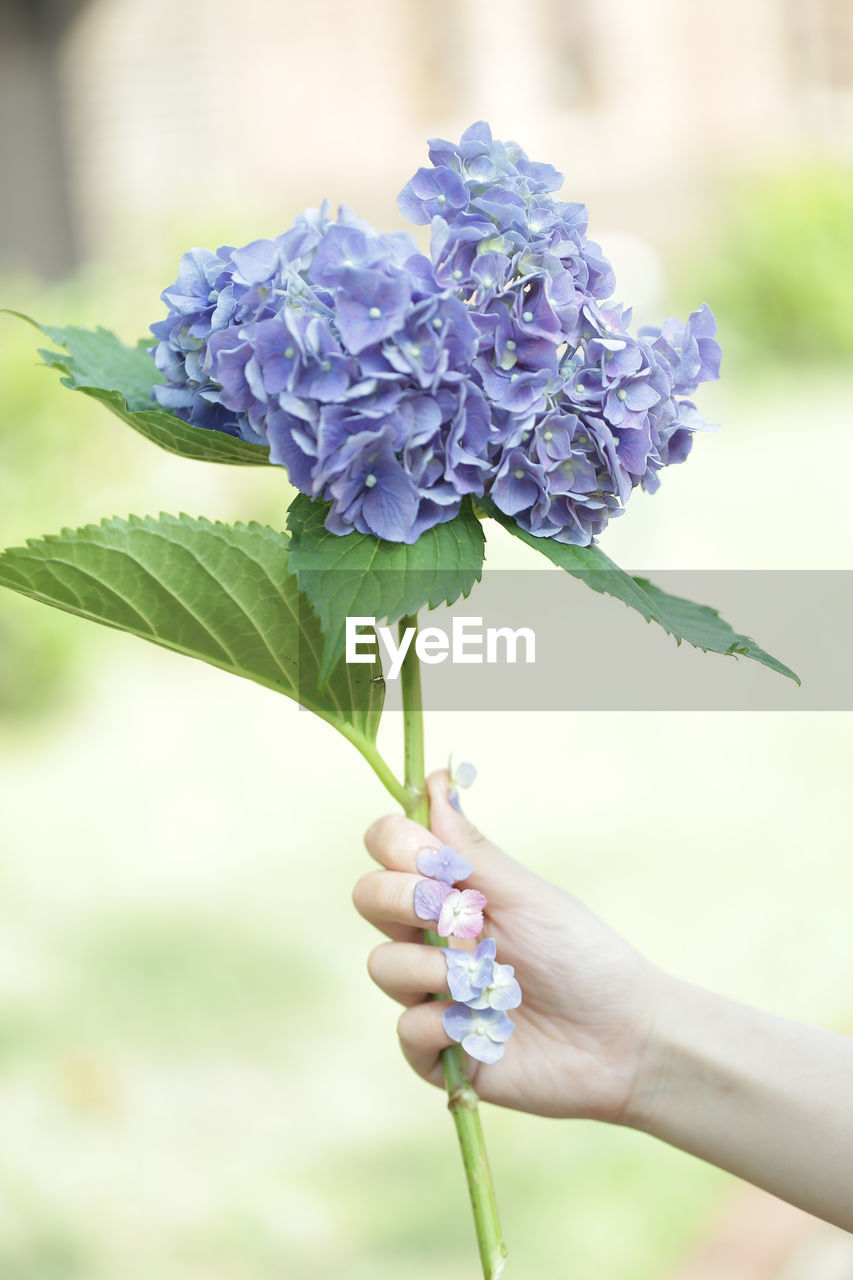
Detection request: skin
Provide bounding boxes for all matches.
[353,770,853,1232]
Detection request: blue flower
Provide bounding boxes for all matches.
[323,427,422,543]
[334,269,413,355]
[427,120,495,169]
[416,844,474,885]
[397,165,470,224]
[442,1004,515,1065]
[449,757,477,790]
[491,449,548,517]
[413,877,452,924]
[467,960,522,1012]
[230,238,282,285]
[309,224,388,287]
[150,124,720,545]
[413,881,487,939]
[442,938,496,1003]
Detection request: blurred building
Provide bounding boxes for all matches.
[3,0,853,270]
[0,0,87,275]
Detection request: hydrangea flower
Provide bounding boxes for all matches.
[416,843,473,884]
[467,960,522,1011]
[442,938,496,1002]
[436,888,487,939]
[448,757,477,810]
[451,760,477,789]
[412,879,487,939]
[442,1003,516,1065]
[151,125,720,546]
[449,756,477,796]
[413,877,452,923]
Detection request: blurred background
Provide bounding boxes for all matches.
[1,1,852,1277]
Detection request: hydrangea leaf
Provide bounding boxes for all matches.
[286,494,486,687]
[0,515,384,745]
[481,499,800,684]
[6,313,270,466]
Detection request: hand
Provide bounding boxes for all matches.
[355,772,853,1229]
[353,769,664,1122]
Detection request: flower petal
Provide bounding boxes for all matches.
[436,888,487,939]
[416,843,474,885]
[461,1032,506,1064]
[413,878,452,923]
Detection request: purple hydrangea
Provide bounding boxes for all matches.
[467,959,522,1012]
[442,938,496,1002]
[413,879,487,939]
[151,126,720,546]
[413,877,452,924]
[448,757,477,811]
[442,1004,516,1065]
[448,758,476,811]
[416,843,473,884]
[439,936,522,1062]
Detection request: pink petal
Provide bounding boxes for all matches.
[437,888,487,938]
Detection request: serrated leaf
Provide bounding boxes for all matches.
[6,312,270,466]
[0,515,384,744]
[481,499,800,684]
[286,495,486,686]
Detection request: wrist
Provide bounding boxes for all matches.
[618,970,764,1138]
[617,967,697,1133]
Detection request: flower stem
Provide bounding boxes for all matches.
[343,728,411,811]
[398,612,508,1280]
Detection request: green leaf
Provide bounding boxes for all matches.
[0,514,384,745]
[286,494,486,687]
[6,312,270,466]
[481,498,800,685]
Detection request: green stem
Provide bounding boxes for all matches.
[340,724,411,811]
[398,613,508,1280]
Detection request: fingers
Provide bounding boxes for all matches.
[367,941,449,1006]
[363,812,442,873]
[352,868,430,932]
[425,768,493,854]
[425,769,522,904]
[364,773,518,901]
[397,1001,454,1086]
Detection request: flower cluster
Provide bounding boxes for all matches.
[412,842,521,1064]
[151,123,720,546]
[413,845,487,939]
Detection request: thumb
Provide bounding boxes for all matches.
[425,769,522,905]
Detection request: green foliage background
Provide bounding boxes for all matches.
[674,166,853,368]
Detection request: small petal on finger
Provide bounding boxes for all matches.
[442,938,495,1002]
[416,844,473,885]
[442,1004,515,1064]
[413,877,452,922]
[436,888,487,939]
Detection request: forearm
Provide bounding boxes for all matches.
[626,972,853,1231]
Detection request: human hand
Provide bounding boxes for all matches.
[353,769,665,1122]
